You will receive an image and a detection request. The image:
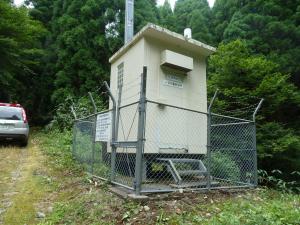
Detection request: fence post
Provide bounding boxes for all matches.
[134,66,147,195]
[104,81,117,182]
[88,92,98,174]
[90,115,97,174]
[88,92,97,113]
[207,89,218,190]
[252,98,264,186]
[72,122,78,160]
[71,105,78,161]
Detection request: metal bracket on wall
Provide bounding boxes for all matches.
[112,141,138,148]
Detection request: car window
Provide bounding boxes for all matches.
[0,106,22,120]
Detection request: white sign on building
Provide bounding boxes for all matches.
[95,112,111,142]
[163,74,183,89]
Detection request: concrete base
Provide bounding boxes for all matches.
[109,187,132,199]
[109,186,149,201]
[128,194,149,201]
[170,181,219,189]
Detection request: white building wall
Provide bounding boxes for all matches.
[110,38,145,106]
[108,36,208,155]
[108,38,145,153]
[144,37,207,154]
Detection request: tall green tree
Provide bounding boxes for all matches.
[51,0,114,104]
[29,0,159,106]
[0,1,46,122]
[158,0,176,31]
[174,0,214,44]
[208,40,300,175]
[213,0,300,87]
[211,0,241,44]
[135,0,158,31]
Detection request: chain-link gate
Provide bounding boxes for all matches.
[72,66,263,195]
[210,114,257,188]
[72,112,111,180]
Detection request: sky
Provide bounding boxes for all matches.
[157,0,215,8]
[14,0,24,6]
[15,0,215,8]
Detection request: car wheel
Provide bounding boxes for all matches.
[20,139,28,147]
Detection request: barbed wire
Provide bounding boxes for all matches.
[215,103,258,113]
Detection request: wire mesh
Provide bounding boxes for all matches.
[141,101,208,192]
[73,116,95,174]
[112,103,139,189]
[72,98,258,193]
[72,102,141,190]
[73,111,111,180]
[210,114,256,187]
[139,101,257,192]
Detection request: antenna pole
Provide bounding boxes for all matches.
[125,0,134,44]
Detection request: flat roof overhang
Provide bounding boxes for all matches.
[109,23,216,64]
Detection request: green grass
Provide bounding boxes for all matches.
[0,134,57,225]
[207,191,300,225]
[35,129,81,173]
[36,129,300,225]
[164,189,300,225]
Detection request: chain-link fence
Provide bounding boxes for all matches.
[72,103,140,191]
[73,101,257,193]
[72,112,111,180]
[210,114,256,188]
[141,101,208,193]
[136,101,257,193]
[72,67,262,195]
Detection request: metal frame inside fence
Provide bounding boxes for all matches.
[72,66,263,195]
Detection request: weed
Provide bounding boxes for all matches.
[36,129,300,225]
[258,169,300,193]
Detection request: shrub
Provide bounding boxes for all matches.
[48,93,105,131]
[210,151,241,182]
[258,169,300,193]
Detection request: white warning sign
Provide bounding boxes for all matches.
[95,112,111,142]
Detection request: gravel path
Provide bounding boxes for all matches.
[0,140,50,225]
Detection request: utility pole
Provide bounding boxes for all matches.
[125,0,134,44]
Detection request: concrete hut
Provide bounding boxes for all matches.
[108,23,216,156]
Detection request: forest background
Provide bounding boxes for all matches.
[0,0,299,182]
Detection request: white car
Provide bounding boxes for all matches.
[0,103,29,146]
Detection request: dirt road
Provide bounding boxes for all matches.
[0,139,51,225]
